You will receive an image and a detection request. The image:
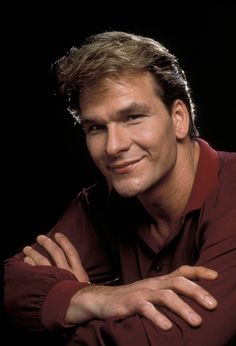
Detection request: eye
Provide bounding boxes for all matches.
[84,123,105,134]
[126,114,143,122]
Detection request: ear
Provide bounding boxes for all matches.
[171,100,190,139]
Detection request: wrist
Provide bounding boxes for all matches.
[64,284,113,324]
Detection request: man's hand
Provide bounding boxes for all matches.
[23,233,218,331]
[66,266,217,330]
[23,233,89,283]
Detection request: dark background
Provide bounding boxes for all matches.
[7,2,236,260]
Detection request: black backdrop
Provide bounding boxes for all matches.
[7,2,236,260]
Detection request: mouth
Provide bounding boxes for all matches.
[108,159,142,174]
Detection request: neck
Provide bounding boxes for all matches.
[138,139,200,230]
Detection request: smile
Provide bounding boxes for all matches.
[108,159,141,174]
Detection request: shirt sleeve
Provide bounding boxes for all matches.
[5,189,115,333]
[5,165,236,345]
[4,194,92,331]
[5,256,89,331]
[62,162,236,345]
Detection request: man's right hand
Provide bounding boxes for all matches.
[23,233,218,331]
[65,265,218,330]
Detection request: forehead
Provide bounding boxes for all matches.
[79,71,160,113]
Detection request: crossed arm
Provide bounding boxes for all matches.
[23,233,218,331]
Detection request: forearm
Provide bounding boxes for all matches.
[64,231,236,346]
[4,255,87,331]
[65,282,235,346]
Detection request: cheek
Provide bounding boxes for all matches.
[134,126,162,149]
[86,138,104,164]
[86,138,96,159]
[131,124,157,145]
[140,122,176,159]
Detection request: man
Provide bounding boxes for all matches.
[5,31,236,345]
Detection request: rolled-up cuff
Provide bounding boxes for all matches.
[42,280,90,330]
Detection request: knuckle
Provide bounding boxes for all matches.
[196,266,210,276]
[141,287,153,297]
[129,292,143,304]
[169,276,185,287]
[146,277,158,287]
[178,265,190,274]
[174,275,185,285]
[67,248,77,257]
[37,258,44,265]
[38,257,48,265]
[48,240,59,250]
[112,304,127,317]
[159,289,174,301]
[191,284,205,297]
[137,301,152,315]
[108,296,134,318]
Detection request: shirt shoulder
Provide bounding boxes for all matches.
[218,150,236,174]
[200,150,236,223]
[216,151,236,199]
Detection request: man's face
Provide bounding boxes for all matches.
[80,72,179,197]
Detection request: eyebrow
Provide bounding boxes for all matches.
[81,102,151,126]
[117,102,150,117]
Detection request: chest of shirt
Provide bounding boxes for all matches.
[118,211,201,284]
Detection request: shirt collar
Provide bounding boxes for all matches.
[136,139,219,255]
[183,138,219,215]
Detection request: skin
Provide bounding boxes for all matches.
[24,233,217,330]
[81,72,199,240]
[23,71,218,330]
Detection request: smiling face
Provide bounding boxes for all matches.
[80,71,189,198]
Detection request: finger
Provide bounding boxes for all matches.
[159,276,217,310]
[166,265,218,280]
[157,289,202,327]
[24,256,36,266]
[36,235,70,271]
[54,233,89,282]
[54,232,89,282]
[137,301,172,330]
[54,233,83,267]
[37,234,89,283]
[23,246,51,266]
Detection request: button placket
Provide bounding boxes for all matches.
[155,264,161,273]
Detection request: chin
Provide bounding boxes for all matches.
[115,190,138,198]
[112,180,146,198]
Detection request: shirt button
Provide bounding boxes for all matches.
[155,264,161,273]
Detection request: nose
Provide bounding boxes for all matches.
[105,124,131,156]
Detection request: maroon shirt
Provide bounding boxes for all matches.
[5,139,236,345]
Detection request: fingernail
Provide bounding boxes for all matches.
[208,270,218,278]
[23,246,31,254]
[205,295,217,307]
[189,312,201,325]
[37,235,46,241]
[162,320,172,330]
